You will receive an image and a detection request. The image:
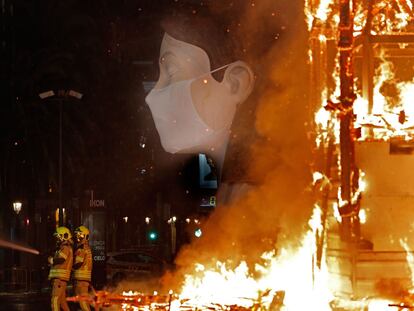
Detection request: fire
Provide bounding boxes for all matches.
[306,0,414,142]
[370,1,414,34]
[67,1,414,310]
[315,107,331,129]
[401,239,414,293]
[304,0,314,31]
[332,202,342,223]
[179,206,333,310]
[304,0,336,31]
[315,0,332,22]
[358,209,367,224]
[306,0,414,308]
[354,50,414,141]
[98,1,414,309]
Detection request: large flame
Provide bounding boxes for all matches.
[308,0,414,142]
[170,0,414,307]
[122,1,414,310]
[354,50,414,141]
[67,1,414,310]
[306,0,414,308]
[179,206,333,310]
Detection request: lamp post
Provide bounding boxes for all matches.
[11,201,22,266]
[167,216,177,256]
[12,201,22,241]
[39,89,83,226]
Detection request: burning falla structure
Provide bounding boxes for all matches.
[309,0,414,307]
[69,0,414,310]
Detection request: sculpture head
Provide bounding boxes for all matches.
[145,11,254,172]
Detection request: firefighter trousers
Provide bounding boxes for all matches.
[51,278,70,311]
[74,280,91,311]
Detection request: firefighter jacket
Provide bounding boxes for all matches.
[73,242,93,282]
[48,242,73,281]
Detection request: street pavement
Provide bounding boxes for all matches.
[0,290,50,310]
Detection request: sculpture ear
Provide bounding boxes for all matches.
[222,61,255,103]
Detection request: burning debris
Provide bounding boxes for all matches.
[68,206,337,310]
[67,290,285,311]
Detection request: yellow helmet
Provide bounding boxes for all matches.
[54,226,72,242]
[74,225,90,242]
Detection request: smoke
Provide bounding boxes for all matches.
[162,0,314,291]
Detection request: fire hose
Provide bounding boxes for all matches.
[0,238,39,255]
[67,291,173,310]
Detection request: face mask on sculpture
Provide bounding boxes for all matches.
[145,63,235,153]
[145,33,254,169]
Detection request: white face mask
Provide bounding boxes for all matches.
[145,64,233,154]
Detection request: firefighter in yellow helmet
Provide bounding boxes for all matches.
[48,226,73,311]
[73,225,93,311]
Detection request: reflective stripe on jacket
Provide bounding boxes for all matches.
[48,243,73,281]
[73,243,93,281]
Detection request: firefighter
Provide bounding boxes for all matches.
[48,226,73,311]
[73,225,93,311]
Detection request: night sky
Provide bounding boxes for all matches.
[0,0,294,228]
[2,1,177,217]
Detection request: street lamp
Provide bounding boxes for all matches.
[12,201,22,215]
[39,89,83,226]
[11,201,23,265]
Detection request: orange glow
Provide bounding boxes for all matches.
[401,239,414,293]
[67,2,414,310]
[353,49,414,141]
[305,0,414,307]
[116,2,414,310]
[179,206,333,310]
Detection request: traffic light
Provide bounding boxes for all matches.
[148,230,158,241]
[194,228,202,238]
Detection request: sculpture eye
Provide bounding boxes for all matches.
[159,53,180,79]
[165,63,179,78]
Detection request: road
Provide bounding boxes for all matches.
[0,291,49,311]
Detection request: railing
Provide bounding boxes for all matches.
[0,266,48,292]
